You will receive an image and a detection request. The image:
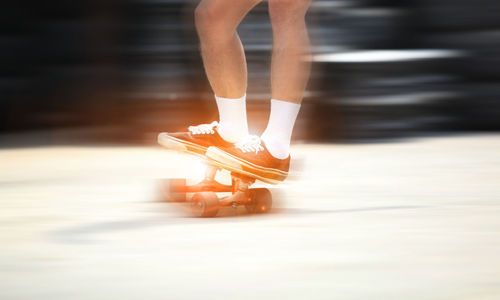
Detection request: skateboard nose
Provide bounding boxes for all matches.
[157,132,169,144]
[158,132,168,139]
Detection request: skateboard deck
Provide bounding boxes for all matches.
[158,132,279,184]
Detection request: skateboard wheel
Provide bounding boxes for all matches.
[190,192,219,217]
[246,188,272,214]
[160,178,186,202]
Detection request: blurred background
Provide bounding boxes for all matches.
[2,0,499,145]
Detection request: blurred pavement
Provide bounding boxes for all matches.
[1,134,500,299]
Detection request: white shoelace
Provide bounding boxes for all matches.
[189,121,218,135]
[235,135,264,154]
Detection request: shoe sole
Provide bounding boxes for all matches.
[206,147,287,185]
[157,133,208,160]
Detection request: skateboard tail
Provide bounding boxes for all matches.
[158,133,207,160]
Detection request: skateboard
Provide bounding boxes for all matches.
[160,155,274,218]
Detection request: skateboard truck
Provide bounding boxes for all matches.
[160,165,272,217]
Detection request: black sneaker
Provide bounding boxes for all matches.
[206,136,290,184]
[158,121,234,159]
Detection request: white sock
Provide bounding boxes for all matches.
[261,99,301,159]
[215,94,249,143]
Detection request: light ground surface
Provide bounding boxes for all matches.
[0,134,499,300]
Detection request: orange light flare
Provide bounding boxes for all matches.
[183,158,207,185]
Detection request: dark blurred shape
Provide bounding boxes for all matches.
[307,0,500,140]
[1,0,499,144]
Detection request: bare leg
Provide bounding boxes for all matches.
[195,0,262,98]
[268,0,312,103]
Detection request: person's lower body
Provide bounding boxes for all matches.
[159,0,312,182]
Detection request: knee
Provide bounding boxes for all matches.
[268,0,310,27]
[194,1,225,35]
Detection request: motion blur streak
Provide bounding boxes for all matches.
[1,0,500,299]
[2,0,499,140]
